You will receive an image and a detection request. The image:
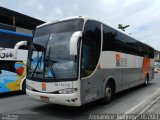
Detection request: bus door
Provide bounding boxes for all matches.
[80,38,102,103]
[80,20,102,104]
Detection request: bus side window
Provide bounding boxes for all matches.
[81,20,101,78]
[81,39,101,77]
[81,42,92,76]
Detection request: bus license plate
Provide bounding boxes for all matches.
[40,96,49,103]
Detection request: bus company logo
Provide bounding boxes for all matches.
[116,53,127,67]
[116,53,121,67]
[42,82,46,91]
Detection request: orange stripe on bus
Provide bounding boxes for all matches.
[142,57,150,76]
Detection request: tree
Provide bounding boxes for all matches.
[118,24,130,31]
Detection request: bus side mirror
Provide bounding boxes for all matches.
[14,41,28,60]
[69,31,82,56]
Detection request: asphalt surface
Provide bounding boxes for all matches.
[145,98,160,114]
[0,74,160,120]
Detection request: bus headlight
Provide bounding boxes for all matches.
[58,88,77,94]
[26,85,33,91]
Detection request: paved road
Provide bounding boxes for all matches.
[145,99,160,114]
[140,99,160,120]
[0,74,160,120]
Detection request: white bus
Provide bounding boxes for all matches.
[26,16,154,106]
[0,29,32,93]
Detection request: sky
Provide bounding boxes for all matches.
[0,0,160,50]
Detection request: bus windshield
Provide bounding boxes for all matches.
[27,19,84,81]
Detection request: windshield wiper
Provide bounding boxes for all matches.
[28,43,45,78]
[45,46,57,79]
[31,54,43,78]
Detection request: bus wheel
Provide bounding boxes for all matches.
[22,80,26,94]
[101,82,114,104]
[144,75,149,87]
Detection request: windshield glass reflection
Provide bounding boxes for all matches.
[27,19,84,81]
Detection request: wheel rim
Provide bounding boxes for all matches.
[105,87,112,98]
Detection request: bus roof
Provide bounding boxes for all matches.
[36,16,132,39]
[0,29,32,38]
[37,16,93,28]
[36,16,154,50]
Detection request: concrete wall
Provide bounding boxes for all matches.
[16,27,32,35]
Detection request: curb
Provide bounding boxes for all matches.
[125,89,160,115]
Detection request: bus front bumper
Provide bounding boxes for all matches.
[26,89,81,106]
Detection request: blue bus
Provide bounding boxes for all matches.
[0,29,32,93]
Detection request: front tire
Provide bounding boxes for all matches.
[22,79,26,93]
[101,82,114,104]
